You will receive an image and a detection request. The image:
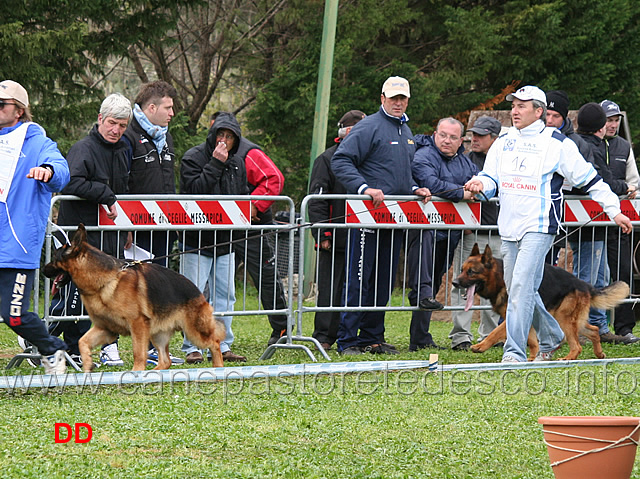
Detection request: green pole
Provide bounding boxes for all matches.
[303,0,338,297]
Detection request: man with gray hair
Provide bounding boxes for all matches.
[48,92,133,367]
[408,117,478,351]
[449,116,503,350]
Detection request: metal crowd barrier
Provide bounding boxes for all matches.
[14,193,640,369]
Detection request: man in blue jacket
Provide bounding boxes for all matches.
[0,80,70,374]
[408,118,478,350]
[332,76,431,355]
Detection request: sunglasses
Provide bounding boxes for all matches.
[0,100,16,110]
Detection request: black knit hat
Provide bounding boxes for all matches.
[546,90,569,120]
[577,102,606,133]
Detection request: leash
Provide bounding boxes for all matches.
[126,185,485,265]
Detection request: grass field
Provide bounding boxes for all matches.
[1,300,640,478]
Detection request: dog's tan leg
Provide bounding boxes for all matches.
[210,341,224,368]
[78,327,117,373]
[471,322,507,353]
[526,327,539,361]
[150,332,172,370]
[130,318,151,371]
[582,323,605,359]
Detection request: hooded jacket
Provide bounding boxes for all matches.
[180,113,248,256]
[57,124,130,255]
[0,122,70,268]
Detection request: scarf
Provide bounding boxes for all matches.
[133,104,167,154]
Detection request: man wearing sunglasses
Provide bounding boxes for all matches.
[0,80,70,374]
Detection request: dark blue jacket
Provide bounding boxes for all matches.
[412,133,478,200]
[332,107,417,195]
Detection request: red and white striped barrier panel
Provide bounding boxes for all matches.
[98,200,252,227]
[564,199,640,223]
[345,200,481,225]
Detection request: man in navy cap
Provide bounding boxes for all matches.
[600,99,640,342]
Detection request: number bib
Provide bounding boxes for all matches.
[497,134,551,198]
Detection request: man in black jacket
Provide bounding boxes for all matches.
[600,99,640,342]
[572,103,633,344]
[124,81,178,266]
[50,93,132,366]
[308,110,365,350]
[179,113,248,363]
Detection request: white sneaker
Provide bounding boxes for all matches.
[533,343,562,362]
[99,342,124,366]
[501,355,520,363]
[42,350,66,375]
[623,333,640,344]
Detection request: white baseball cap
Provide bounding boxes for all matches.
[0,80,29,107]
[506,85,546,105]
[382,76,410,98]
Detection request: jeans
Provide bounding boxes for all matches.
[501,233,565,362]
[569,240,610,334]
[181,252,235,354]
[449,232,502,347]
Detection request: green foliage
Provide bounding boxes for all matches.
[248,0,640,204]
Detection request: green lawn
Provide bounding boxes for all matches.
[1,302,640,478]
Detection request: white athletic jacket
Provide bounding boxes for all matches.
[476,119,621,241]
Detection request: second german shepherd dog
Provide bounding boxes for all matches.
[453,243,630,361]
[43,224,226,372]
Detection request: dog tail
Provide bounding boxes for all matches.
[590,281,630,310]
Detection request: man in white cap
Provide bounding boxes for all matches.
[465,85,632,363]
[332,76,431,355]
[0,80,71,374]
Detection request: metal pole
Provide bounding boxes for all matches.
[304,0,339,296]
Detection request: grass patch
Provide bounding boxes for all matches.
[2,293,640,477]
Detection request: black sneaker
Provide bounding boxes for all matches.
[268,329,286,346]
[409,342,446,352]
[339,346,363,356]
[452,341,472,351]
[364,343,400,355]
[418,297,444,311]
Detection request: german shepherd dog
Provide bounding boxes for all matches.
[43,224,226,372]
[453,243,630,360]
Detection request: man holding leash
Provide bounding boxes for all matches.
[465,85,632,363]
[0,80,70,374]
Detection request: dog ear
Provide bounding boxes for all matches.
[482,244,494,266]
[72,223,88,247]
[470,243,480,256]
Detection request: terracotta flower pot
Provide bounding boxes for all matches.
[538,416,640,479]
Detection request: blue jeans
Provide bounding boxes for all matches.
[501,233,565,362]
[181,252,235,354]
[569,240,610,334]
